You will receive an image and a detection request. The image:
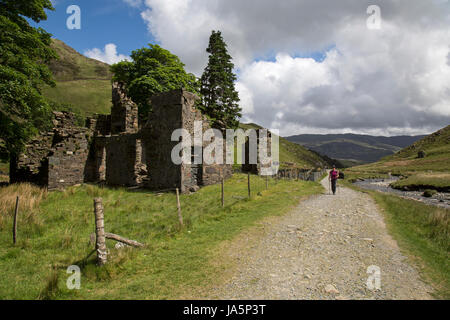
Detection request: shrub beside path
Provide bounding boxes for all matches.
[206,177,433,299]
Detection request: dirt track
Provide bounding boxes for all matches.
[206,177,434,300]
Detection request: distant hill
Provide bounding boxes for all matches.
[346,125,450,189]
[388,125,450,162]
[43,39,113,117]
[348,125,450,174]
[285,133,426,164]
[241,123,336,169]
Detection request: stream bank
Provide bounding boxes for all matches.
[353,178,450,209]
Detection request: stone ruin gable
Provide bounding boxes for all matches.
[242,129,273,175]
[10,132,54,186]
[104,133,144,187]
[10,111,94,190]
[142,88,232,193]
[111,82,138,134]
[142,89,189,192]
[180,94,233,191]
[83,82,146,188]
[201,125,233,187]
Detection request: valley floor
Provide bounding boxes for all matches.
[204,177,434,299]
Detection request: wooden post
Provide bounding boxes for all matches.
[247,173,251,198]
[93,198,107,266]
[221,178,225,207]
[176,188,183,226]
[12,196,19,245]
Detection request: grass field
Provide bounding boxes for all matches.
[43,79,112,118]
[0,174,323,299]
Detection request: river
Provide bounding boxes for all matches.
[353,178,450,209]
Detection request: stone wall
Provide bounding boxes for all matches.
[111,82,138,134]
[143,89,232,193]
[47,132,91,190]
[242,129,273,175]
[86,114,111,136]
[10,132,54,185]
[143,89,184,191]
[11,111,93,190]
[105,134,141,187]
[46,112,93,190]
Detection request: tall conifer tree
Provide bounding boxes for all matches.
[200,31,241,128]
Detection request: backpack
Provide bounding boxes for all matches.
[331,170,338,180]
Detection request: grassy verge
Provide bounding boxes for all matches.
[0,174,323,299]
[390,173,450,192]
[343,180,449,299]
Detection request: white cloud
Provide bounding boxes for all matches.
[84,43,131,65]
[124,0,450,135]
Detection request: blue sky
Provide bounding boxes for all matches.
[32,0,154,58]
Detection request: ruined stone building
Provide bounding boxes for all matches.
[10,83,232,193]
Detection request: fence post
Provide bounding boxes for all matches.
[93,198,107,266]
[12,196,19,245]
[247,173,251,198]
[221,178,225,207]
[176,188,184,226]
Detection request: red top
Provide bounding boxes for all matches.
[330,169,338,180]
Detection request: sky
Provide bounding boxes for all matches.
[35,0,450,137]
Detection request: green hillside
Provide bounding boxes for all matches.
[43,39,112,117]
[346,125,450,190]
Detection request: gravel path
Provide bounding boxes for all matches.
[207,177,434,300]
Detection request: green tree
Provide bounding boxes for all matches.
[200,30,241,129]
[0,0,57,161]
[110,44,199,121]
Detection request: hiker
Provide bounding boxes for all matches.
[329,166,339,195]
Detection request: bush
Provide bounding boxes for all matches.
[418,150,426,158]
[423,189,437,198]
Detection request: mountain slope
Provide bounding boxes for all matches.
[285,133,426,164]
[346,125,450,189]
[43,39,112,117]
